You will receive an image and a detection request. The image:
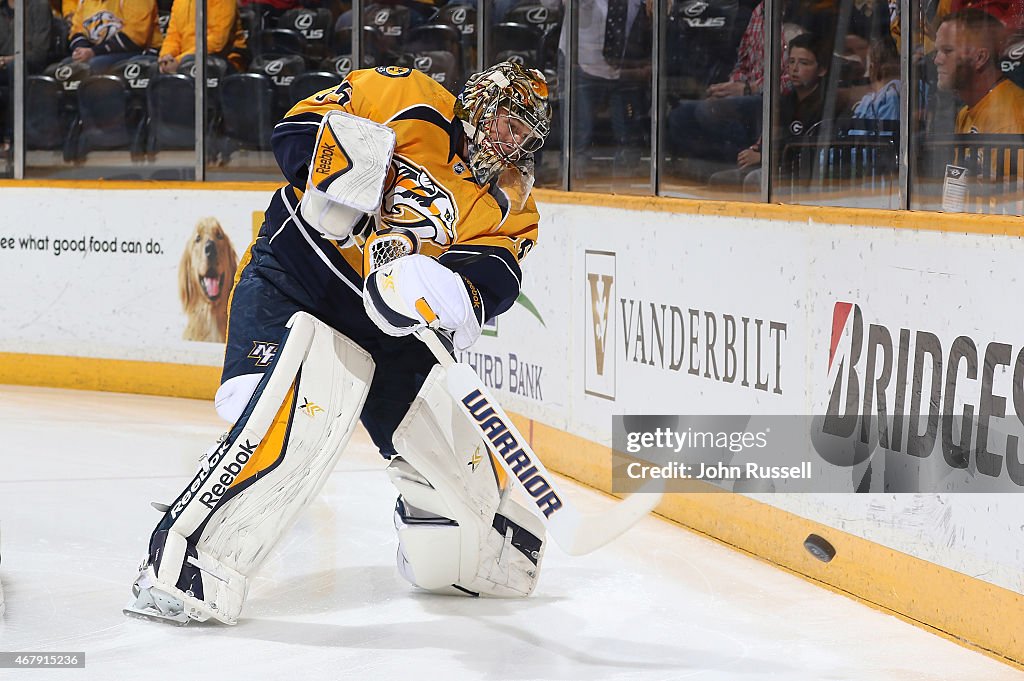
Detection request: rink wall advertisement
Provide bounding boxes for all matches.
[2,185,1023,656]
[0,187,261,366]
[482,197,1024,602]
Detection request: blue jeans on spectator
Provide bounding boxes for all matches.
[60,52,138,75]
[568,59,645,173]
[668,93,762,164]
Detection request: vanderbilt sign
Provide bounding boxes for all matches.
[584,250,789,401]
[585,250,616,399]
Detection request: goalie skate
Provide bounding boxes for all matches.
[123,569,205,626]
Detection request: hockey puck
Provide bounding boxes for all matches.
[803,534,836,563]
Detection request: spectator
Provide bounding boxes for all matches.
[239,0,300,25]
[931,0,1024,34]
[851,37,900,121]
[158,0,246,74]
[667,0,794,175]
[0,0,52,148]
[709,32,830,191]
[333,0,440,33]
[934,8,1024,133]
[545,0,652,178]
[0,0,52,74]
[68,0,161,72]
[50,0,76,20]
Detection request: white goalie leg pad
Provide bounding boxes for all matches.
[300,110,396,240]
[388,366,545,598]
[129,312,375,624]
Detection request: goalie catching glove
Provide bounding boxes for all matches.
[364,254,484,351]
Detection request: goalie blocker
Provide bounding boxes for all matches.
[298,110,395,241]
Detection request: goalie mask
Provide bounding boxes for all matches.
[455,62,552,186]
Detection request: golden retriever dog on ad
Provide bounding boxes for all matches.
[179,217,239,342]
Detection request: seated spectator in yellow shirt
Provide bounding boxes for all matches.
[68,0,160,72]
[158,0,245,74]
[934,8,1024,133]
[50,0,77,20]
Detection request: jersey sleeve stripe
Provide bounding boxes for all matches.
[441,247,523,286]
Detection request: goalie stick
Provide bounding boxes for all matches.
[364,228,663,555]
[413,302,664,556]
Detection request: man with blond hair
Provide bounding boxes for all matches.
[934,8,1024,133]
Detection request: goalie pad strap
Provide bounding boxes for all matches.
[144,312,375,623]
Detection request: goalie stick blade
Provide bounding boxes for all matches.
[553,480,664,556]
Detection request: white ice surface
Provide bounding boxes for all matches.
[0,385,1019,681]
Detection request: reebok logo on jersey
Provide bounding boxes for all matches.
[248,341,279,367]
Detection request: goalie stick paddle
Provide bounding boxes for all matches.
[414,323,664,556]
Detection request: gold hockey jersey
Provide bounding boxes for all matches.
[159,0,242,59]
[265,66,540,322]
[69,0,159,53]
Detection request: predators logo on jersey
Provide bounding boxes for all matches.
[382,155,458,246]
[82,11,124,43]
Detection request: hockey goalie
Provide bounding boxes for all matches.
[125,61,554,624]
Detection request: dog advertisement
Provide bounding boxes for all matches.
[178,217,240,343]
[0,187,260,366]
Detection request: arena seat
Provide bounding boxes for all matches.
[289,71,342,102]
[320,54,354,78]
[279,8,333,62]
[257,28,308,58]
[404,24,461,59]
[778,118,899,196]
[363,3,411,55]
[25,76,67,150]
[71,74,144,160]
[1000,31,1024,89]
[218,72,275,156]
[433,4,475,73]
[504,4,562,36]
[665,0,741,100]
[249,54,307,118]
[145,73,196,154]
[404,51,460,94]
[489,23,542,69]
